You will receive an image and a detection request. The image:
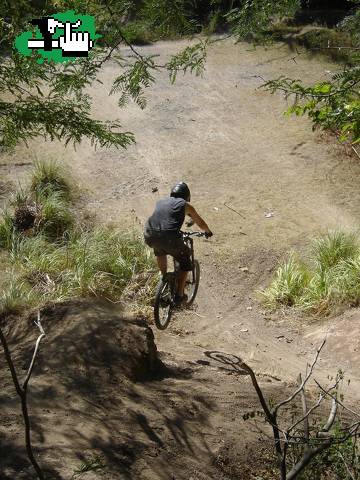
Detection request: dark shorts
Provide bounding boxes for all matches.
[144,230,192,272]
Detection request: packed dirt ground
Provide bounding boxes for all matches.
[2,38,360,479]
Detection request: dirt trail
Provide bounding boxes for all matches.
[11,37,360,382]
[4,38,360,478]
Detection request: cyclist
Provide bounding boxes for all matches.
[144,181,212,305]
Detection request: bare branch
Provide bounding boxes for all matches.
[287,439,333,480]
[0,312,45,479]
[23,311,46,391]
[288,394,324,435]
[320,397,338,434]
[298,373,309,444]
[274,340,326,414]
[314,379,360,420]
[352,146,360,160]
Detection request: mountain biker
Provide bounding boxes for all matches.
[144,182,213,305]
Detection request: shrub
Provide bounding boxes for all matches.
[121,22,154,45]
[297,28,354,63]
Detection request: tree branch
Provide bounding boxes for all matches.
[0,311,45,479]
[298,373,309,445]
[274,340,326,414]
[23,311,45,391]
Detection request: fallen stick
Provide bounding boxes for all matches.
[352,146,360,160]
[224,202,246,219]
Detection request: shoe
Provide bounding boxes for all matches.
[174,294,188,307]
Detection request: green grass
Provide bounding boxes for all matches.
[35,189,74,239]
[0,160,157,316]
[121,21,154,45]
[0,274,40,315]
[312,231,358,271]
[262,230,360,315]
[297,28,355,64]
[262,254,309,308]
[30,159,73,200]
[0,212,15,249]
[0,227,157,313]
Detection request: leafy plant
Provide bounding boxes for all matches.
[262,67,360,145]
[226,0,301,41]
[72,455,105,478]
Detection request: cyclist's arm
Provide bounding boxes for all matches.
[185,203,211,233]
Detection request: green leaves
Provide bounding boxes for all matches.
[167,40,208,84]
[262,70,360,144]
[0,96,135,150]
[111,56,157,109]
[226,0,301,40]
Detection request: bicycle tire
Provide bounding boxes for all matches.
[185,259,200,306]
[154,278,173,330]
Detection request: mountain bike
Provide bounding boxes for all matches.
[153,231,207,330]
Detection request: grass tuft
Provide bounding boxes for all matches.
[262,254,308,308]
[262,230,360,315]
[0,161,157,317]
[312,230,358,271]
[35,189,74,239]
[0,275,39,315]
[30,159,73,200]
[0,212,15,249]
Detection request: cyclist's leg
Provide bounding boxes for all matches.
[156,255,167,276]
[177,270,188,296]
[166,238,192,298]
[144,234,168,276]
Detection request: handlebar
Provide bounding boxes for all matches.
[180,231,211,238]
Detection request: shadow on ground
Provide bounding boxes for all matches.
[0,300,228,480]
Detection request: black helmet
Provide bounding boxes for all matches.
[170,181,191,202]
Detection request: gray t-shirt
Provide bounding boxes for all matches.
[145,197,186,234]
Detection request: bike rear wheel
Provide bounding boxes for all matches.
[184,260,200,306]
[154,278,173,330]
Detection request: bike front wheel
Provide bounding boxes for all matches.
[154,278,173,330]
[184,260,200,306]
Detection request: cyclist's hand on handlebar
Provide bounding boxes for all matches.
[205,230,213,238]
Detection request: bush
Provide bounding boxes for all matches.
[121,22,154,45]
[297,28,355,63]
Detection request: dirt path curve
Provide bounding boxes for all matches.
[8,38,360,392]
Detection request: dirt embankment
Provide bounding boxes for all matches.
[2,38,360,478]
